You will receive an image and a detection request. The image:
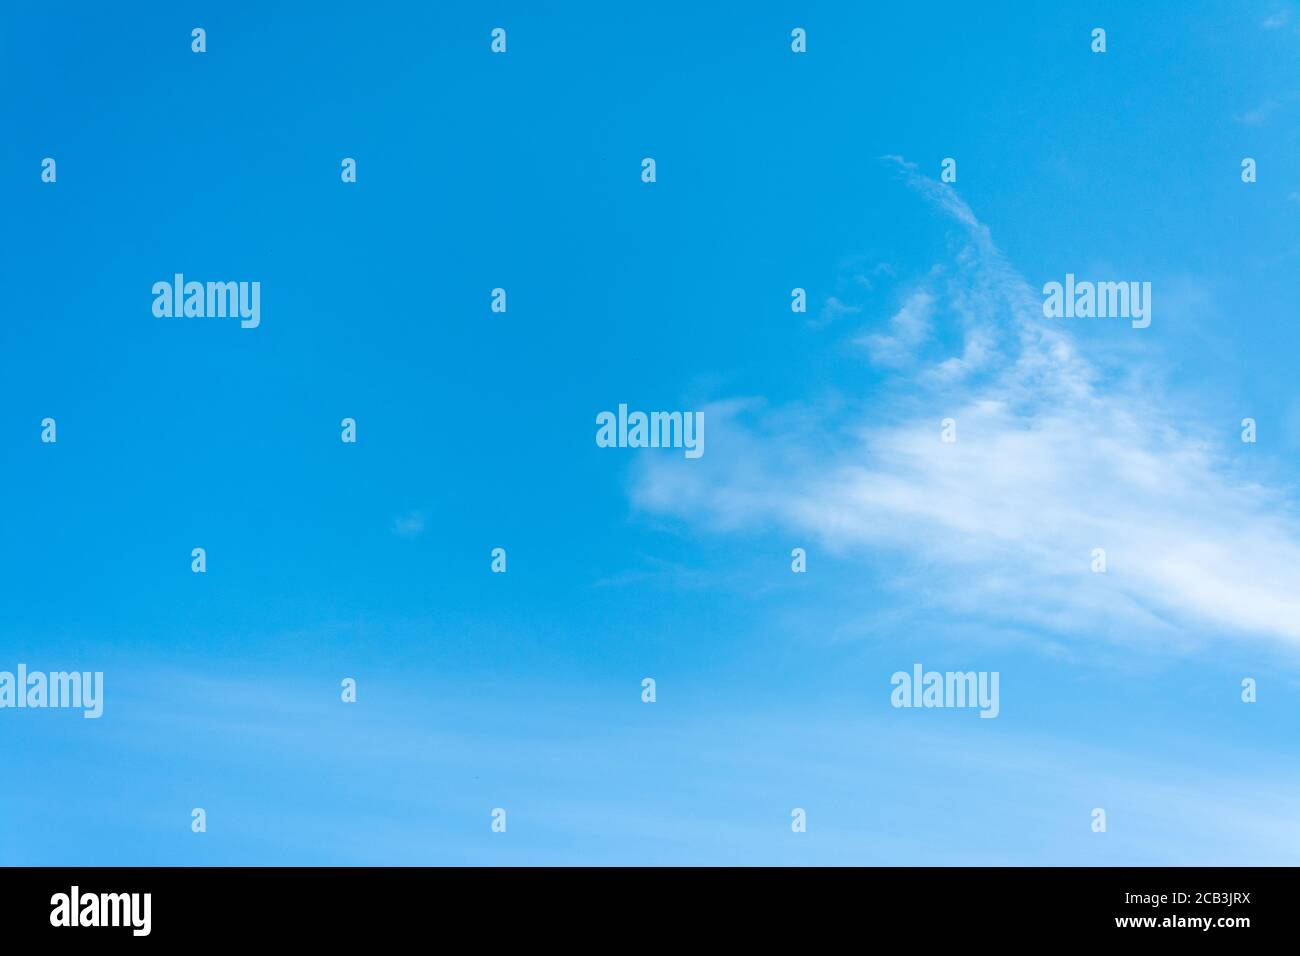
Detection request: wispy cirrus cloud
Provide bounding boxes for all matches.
[631,159,1300,650]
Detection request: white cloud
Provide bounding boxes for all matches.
[631,163,1300,650]
[818,295,862,325]
[856,290,934,366]
[1236,99,1279,125]
[391,511,426,537]
[1236,91,1300,126]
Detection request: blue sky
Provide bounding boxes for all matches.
[2,1,1300,865]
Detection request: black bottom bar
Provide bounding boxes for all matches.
[0,866,1282,943]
